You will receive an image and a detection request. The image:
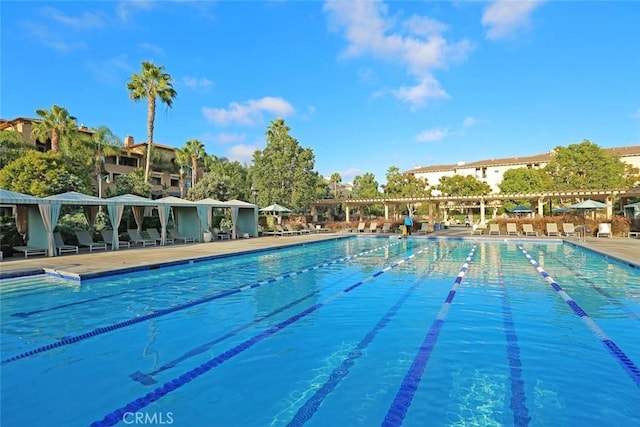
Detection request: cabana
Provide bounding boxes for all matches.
[0,189,44,254]
[40,191,107,257]
[226,199,259,238]
[104,194,159,249]
[624,201,640,220]
[155,196,201,244]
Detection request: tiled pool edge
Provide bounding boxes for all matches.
[563,239,638,269]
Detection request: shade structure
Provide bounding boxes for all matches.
[510,205,532,213]
[552,207,570,214]
[567,200,611,209]
[259,203,292,214]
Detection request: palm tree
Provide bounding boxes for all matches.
[183,139,206,188]
[88,126,122,196]
[126,61,177,183]
[31,105,78,153]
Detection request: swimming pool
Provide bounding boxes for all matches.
[1,237,638,426]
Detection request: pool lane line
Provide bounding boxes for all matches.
[494,260,530,426]
[382,245,476,427]
[286,245,456,427]
[9,242,348,318]
[533,246,640,322]
[129,268,366,385]
[89,244,434,427]
[1,240,404,366]
[517,245,640,387]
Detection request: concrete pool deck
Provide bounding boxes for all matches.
[0,229,638,280]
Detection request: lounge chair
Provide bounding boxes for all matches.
[488,224,501,235]
[597,223,612,238]
[13,246,47,258]
[562,223,577,236]
[366,222,378,233]
[101,229,131,248]
[546,223,560,237]
[471,224,484,235]
[380,223,393,233]
[522,224,538,236]
[127,229,156,247]
[146,228,174,245]
[311,223,331,233]
[285,224,302,235]
[506,223,519,236]
[168,229,195,244]
[275,225,294,236]
[299,224,313,234]
[53,232,79,255]
[355,222,366,233]
[415,223,429,235]
[75,230,108,252]
[212,228,231,240]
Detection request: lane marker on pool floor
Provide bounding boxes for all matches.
[382,245,477,427]
[286,245,457,427]
[89,244,434,427]
[494,260,530,426]
[10,243,344,318]
[517,245,640,387]
[1,241,404,366]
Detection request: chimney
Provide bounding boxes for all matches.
[125,135,134,147]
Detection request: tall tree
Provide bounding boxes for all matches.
[545,139,633,190]
[0,130,35,169]
[86,126,122,196]
[352,173,380,198]
[127,61,177,183]
[499,168,552,194]
[31,105,78,153]
[182,139,206,188]
[0,151,87,197]
[436,175,491,196]
[384,166,429,216]
[329,172,342,198]
[251,118,317,210]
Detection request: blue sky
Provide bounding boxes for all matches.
[2,1,639,186]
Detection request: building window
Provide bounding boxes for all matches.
[170,179,179,187]
[152,177,162,186]
[119,156,138,167]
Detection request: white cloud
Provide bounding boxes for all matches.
[415,127,449,142]
[202,96,294,126]
[323,1,474,107]
[89,54,134,83]
[226,144,259,164]
[41,7,106,30]
[462,116,478,127]
[181,76,214,90]
[339,167,362,183]
[215,132,246,144]
[116,0,155,23]
[482,0,543,40]
[138,42,165,56]
[24,22,86,53]
[390,76,449,107]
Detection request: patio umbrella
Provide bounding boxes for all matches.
[510,205,532,213]
[567,199,611,241]
[259,203,292,215]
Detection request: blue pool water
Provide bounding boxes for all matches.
[1,237,639,426]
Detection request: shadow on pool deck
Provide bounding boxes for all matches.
[0,228,638,280]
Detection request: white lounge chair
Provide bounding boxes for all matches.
[562,223,577,236]
[415,223,429,235]
[285,224,302,235]
[147,228,173,245]
[53,232,79,255]
[355,222,366,233]
[471,224,484,235]
[506,223,519,236]
[101,229,131,248]
[365,222,378,233]
[597,223,612,238]
[168,229,195,244]
[75,230,108,252]
[13,246,47,258]
[546,223,560,236]
[212,228,231,240]
[127,229,156,247]
[522,224,538,236]
[488,224,501,235]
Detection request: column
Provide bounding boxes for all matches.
[345,206,350,222]
[480,198,486,225]
[537,197,544,217]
